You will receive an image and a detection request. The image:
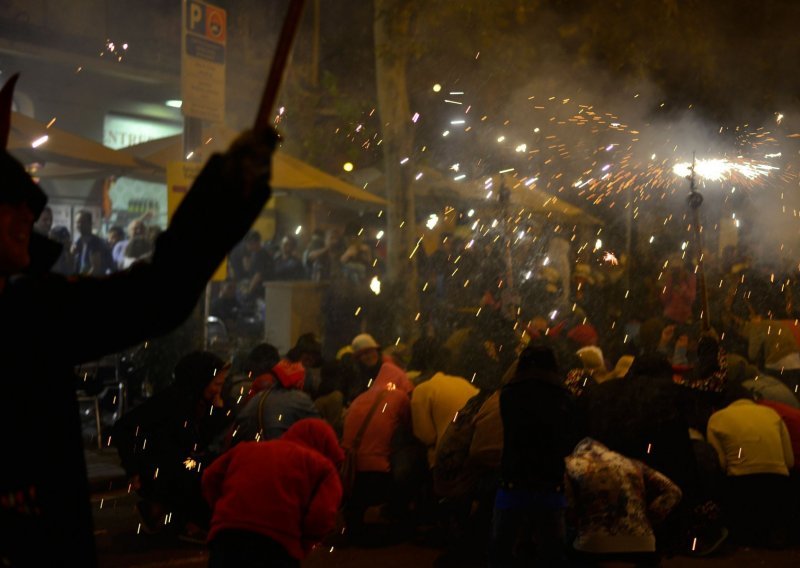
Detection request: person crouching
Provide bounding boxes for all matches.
[202,418,344,567]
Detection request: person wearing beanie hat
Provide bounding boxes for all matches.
[0,70,279,565]
[203,419,343,566]
[345,332,392,403]
[352,332,380,355]
[112,351,233,540]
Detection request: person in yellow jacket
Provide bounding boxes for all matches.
[706,385,794,545]
[411,371,479,467]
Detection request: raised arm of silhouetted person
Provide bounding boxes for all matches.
[0,72,277,566]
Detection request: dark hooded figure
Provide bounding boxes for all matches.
[111,351,232,535]
[0,73,277,566]
[491,342,582,567]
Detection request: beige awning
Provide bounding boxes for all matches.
[8,112,141,170]
[120,134,386,205]
[360,166,601,224]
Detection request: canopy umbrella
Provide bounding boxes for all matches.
[7,112,141,171]
[357,166,601,224]
[121,134,387,205]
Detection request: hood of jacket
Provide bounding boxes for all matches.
[272,358,306,389]
[281,418,344,466]
[372,361,414,394]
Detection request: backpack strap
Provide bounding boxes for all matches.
[351,389,390,452]
[256,386,275,439]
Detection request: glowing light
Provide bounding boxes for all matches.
[400,157,409,165]
[369,276,381,295]
[515,143,527,152]
[31,135,49,148]
[451,119,465,125]
[411,112,420,123]
[467,209,475,217]
[165,99,182,108]
[533,127,540,133]
[426,214,439,230]
[594,239,602,250]
[543,256,550,266]
[672,158,778,181]
[376,230,384,239]
[453,174,466,181]
[442,131,450,137]
[497,136,505,143]
[433,84,442,92]
[343,162,354,172]
[294,225,302,235]
[603,251,619,265]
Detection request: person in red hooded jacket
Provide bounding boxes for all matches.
[341,361,415,539]
[202,418,344,567]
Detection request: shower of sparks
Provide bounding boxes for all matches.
[672,158,779,182]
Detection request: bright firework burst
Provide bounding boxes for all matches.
[672,158,779,182]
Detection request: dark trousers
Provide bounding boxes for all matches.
[724,473,791,546]
[489,489,567,567]
[208,530,299,568]
[344,471,394,539]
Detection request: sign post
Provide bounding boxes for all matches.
[180,0,227,350]
[181,0,227,125]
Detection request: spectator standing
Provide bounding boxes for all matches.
[229,230,273,299]
[72,209,113,275]
[273,234,306,280]
[48,225,75,275]
[33,204,52,234]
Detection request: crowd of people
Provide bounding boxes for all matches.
[105,221,800,566]
[5,69,800,567]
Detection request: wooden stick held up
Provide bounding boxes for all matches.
[253,0,307,132]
